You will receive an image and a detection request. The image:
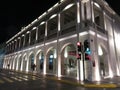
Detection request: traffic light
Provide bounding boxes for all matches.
[77,53,81,59]
[84,40,90,52]
[85,53,91,60]
[77,42,82,60]
[84,40,91,60]
[77,42,82,53]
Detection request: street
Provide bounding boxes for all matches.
[0,69,120,90]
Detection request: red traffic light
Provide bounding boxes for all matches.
[76,54,81,59]
[85,53,91,60]
[77,42,82,52]
[77,42,81,46]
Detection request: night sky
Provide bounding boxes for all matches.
[0,0,119,44]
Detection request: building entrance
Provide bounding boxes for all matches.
[98,45,109,77]
[61,44,77,78]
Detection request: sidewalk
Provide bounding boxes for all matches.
[30,72,120,88]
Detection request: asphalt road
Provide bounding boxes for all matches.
[0,69,120,90]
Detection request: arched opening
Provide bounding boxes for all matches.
[29,53,35,71]
[61,44,77,78]
[36,51,44,73]
[14,57,17,70]
[11,57,14,70]
[98,45,109,77]
[9,57,12,69]
[18,55,22,71]
[7,58,10,69]
[22,55,27,72]
[46,48,56,74]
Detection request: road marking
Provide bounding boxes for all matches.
[32,76,37,80]
[24,76,29,79]
[16,76,28,81]
[84,84,117,88]
[11,77,22,82]
[32,76,41,80]
[0,79,4,84]
[15,76,24,81]
[3,77,13,83]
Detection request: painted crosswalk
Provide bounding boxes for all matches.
[11,77,22,81]
[0,75,42,84]
[16,76,28,81]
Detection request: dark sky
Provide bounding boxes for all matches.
[0,0,119,44]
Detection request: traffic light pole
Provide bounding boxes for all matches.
[77,42,81,81]
[77,43,86,81]
[77,42,85,81]
[81,44,85,81]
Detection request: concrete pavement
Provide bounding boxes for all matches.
[44,75,120,88]
[9,70,120,88]
[30,72,120,88]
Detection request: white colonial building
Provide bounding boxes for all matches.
[3,0,120,81]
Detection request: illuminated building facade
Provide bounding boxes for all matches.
[3,0,120,81]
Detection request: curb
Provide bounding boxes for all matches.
[83,84,117,88]
[44,76,117,88]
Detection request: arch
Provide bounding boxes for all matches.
[29,51,34,57]
[28,51,35,71]
[98,44,109,77]
[7,57,11,69]
[60,43,72,53]
[10,56,14,70]
[36,50,44,73]
[60,43,77,78]
[36,49,42,56]
[13,55,17,70]
[17,54,22,71]
[22,53,27,72]
[46,47,54,54]
[6,58,9,69]
[46,47,56,74]
[23,53,27,57]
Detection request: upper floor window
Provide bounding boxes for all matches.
[20,35,24,48]
[25,33,29,46]
[31,29,36,45]
[47,15,58,36]
[93,2,104,29]
[61,4,77,26]
[49,17,57,30]
[38,23,45,36]
[37,23,45,42]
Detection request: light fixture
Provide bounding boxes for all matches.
[32,27,37,30]
[40,21,45,25]
[94,2,100,8]
[63,3,74,11]
[50,14,57,19]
